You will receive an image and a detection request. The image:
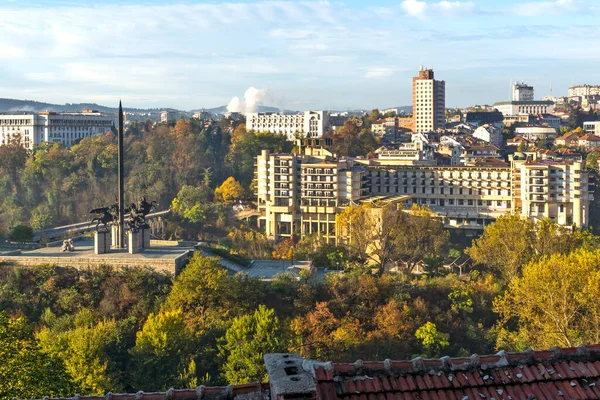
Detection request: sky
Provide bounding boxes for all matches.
[1,0,600,111]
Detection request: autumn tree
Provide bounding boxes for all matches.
[415,322,450,357]
[214,176,245,203]
[494,249,600,350]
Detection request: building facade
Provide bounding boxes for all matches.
[256,148,591,242]
[412,67,445,133]
[246,111,329,140]
[513,82,534,101]
[0,111,114,149]
[568,85,600,98]
[493,101,555,116]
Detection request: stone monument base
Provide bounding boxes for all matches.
[128,231,140,254]
[111,225,121,248]
[94,231,110,255]
[140,227,151,248]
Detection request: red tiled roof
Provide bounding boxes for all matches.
[312,345,600,400]
[579,134,600,142]
[41,382,269,400]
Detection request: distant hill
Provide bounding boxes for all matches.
[201,105,296,114]
[0,98,171,113]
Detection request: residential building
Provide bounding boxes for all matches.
[256,147,591,241]
[246,111,329,140]
[554,131,580,147]
[578,134,600,149]
[374,137,435,166]
[493,101,555,116]
[0,111,113,149]
[511,154,591,227]
[514,126,558,143]
[503,114,533,127]
[465,111,504,129]
[583,121,600,135]
[192,110,213,120]
[513,82,534,101]
[506,136,532,148]
[460,144,503,165]
[473,124,503,147]
[569,84,600,98]
[160,110,179,123]
[412,67,445,132]
[533,113,562,129]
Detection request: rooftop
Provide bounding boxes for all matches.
[40,345,600,400]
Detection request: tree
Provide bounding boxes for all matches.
[467,215,592,284]
[214,176,245,203]
[586,151,600,170]
[37,313,129,395]
[415,322,449,357]
[220,305,285,384]
[466,214,535,284]
[9,224,34,242]
[0,312,76,399]
[494,250,600,350]
[130,310,195,391]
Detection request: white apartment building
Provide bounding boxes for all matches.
[568,85,600,98]
[256,148,591,242]
[583,121,600,135]
[513,83,534,101]
[413,68,445,133]
[514,126,558,143]
[493,101,555,116]
[246,111,329,140]
[0,111,114,149]
[473,125,503,148]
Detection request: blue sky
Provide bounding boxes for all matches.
[1,0,599,110]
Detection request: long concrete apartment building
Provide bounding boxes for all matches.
[256,148,592,243]
[246,111,329,140]
[0,111,114,149]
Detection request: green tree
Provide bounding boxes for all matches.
[586,151,600,170]
[0,312,76,399]
[220,305,285,384]
[9,224,34,242]
[37,314,126,395]
[130,310,195,391]
[415,321,449,357]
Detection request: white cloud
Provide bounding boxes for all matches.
[514,0,578,16]
[401,0,427,17]
[400,0,475,17]
[432,1,476,14]
[364,67,395,79]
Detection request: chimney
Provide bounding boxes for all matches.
[264,354,317,400]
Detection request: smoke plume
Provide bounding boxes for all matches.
[226,87,268,113]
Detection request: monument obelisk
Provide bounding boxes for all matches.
[117,101,125,248]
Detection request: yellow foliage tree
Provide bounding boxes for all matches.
[214,177,245,203]
[494,249,600,350]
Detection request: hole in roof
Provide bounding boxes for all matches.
[285,366,299,376]
[285,360,295,365]
[290,377,301,382]
[283,355,290,358]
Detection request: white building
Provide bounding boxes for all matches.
[473,124,503,148]
[413,68,445,133]
[493,101,555,116]
[0,111,114,149]
[160,110,179,123]
[513,82,534,101]
[514,126,558,143]
[246,111,329,140]
[583,121,600,135]
[568,85,600,98]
